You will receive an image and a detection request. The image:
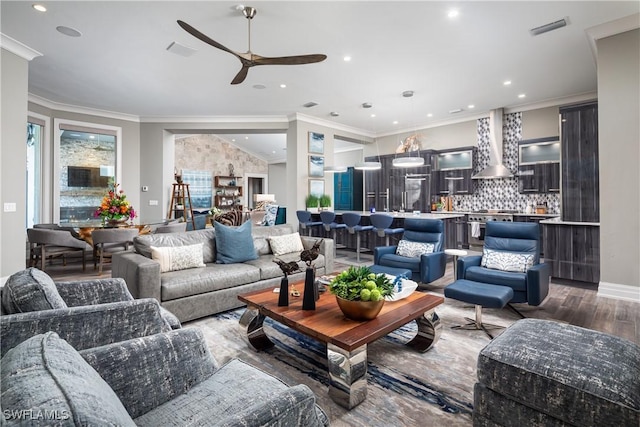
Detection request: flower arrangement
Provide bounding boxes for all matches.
[94,180,136,223]
[329,266,394,302]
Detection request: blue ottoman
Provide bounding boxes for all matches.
[368,265,412,279]
[444,279,514,338]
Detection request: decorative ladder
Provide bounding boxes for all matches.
[168,183,195,230]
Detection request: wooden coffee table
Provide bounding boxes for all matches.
[237,279,444,409]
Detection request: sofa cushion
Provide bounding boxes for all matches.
[151,243,206,273]
[477,319,640,427]
[134,359,324,427]
[396,239,434,258]
[481,248,534,273]
[268,232,304,256]
[214,221,258,264]
[379,253,420,274]
[1,268,67,314]
[465,265,527,292]
[134,229,216,263]
[0,332,135,426]
[160,263,261,302]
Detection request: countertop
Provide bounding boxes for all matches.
[331,211,465,220]
[539,217,600,226]
[428,211,559,218]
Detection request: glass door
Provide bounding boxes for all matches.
[405,174,430,213]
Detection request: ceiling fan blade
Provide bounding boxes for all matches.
[252,54,327,66]
[177,20,239,58]
[231,66,250,85]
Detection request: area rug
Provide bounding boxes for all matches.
[186,295,523,427]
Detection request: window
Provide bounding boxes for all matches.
[54,119,121,223]
[26,119,44,228]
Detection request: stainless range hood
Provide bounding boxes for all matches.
[472,108,513,179]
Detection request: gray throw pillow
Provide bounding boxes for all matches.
[0,332,135,426]
[1,268,67,314]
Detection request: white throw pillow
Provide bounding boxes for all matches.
[481,248,535,273]
[268,232,304,256]
[150,243,206,273]
[396,240,435,258]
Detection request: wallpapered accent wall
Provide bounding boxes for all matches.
[452,112,560,214]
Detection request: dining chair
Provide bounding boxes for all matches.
[91,228,139,274]
[27,228,91,272]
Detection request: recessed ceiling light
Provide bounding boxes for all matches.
[330,111,339,117]
[272,150,276,154]
[253,84,266,89]
[427,113,433,118]
[279,84,286,88]
[370,114,376,118]
[468,104,475,109]
[89,135,95,139]
[362,102,372,108]
[503,80,512,86]
[393,120,399,125]
[343,56,351,62]
[447,9,459,18]
[245,136,249,140]
[232,139,236,142]
[518,93,526,98]
[32,4,46,12]
[56,26,82,37]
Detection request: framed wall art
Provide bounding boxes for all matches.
[309,155,324,177]
[308,179,324,197]
[308,132,324,154]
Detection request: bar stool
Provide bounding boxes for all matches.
[342,212,373,263]
[295,210,323,237]
[320,211,347,257]
[370,213,405,246]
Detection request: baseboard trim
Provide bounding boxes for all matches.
[598,281,640,302]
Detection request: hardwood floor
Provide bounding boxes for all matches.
[36,248,640,345]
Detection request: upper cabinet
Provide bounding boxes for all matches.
[433,147,475,195]
[518,137,560,194]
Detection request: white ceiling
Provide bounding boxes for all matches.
[2,1,638,163]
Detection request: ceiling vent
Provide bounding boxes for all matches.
[166,41,197,57]
[362,102,373,108]
[530,18,568,36]
[303,102,318,108]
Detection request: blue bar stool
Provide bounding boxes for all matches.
[320,211,347,257]
[370,213,405,247]
[342,212,373,263]
[296,210,323,237]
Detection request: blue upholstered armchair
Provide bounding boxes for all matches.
[457,221,550,305]
[373,218,446,284]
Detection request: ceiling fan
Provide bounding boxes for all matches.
[178,6,327,85]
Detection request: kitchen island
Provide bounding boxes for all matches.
[309,211,465,254]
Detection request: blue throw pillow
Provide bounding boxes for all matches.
[214,220,258,264]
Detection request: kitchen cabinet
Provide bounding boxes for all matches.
[432,147,476,196]
[560,102,599,223]
[543,222,600,283]
[518,137,560,194]
[334,167,363,211]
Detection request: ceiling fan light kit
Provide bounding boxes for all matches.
[178,6,327,85]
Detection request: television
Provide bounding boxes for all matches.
[67,166,110,187]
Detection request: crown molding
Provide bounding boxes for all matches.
[586,13,640,61]
[141,115,289,125]
[0,33,42,61]
[28,93,140,122]
[288,112,375,139]
[503,91,598,113]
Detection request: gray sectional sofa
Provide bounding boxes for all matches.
[112,224,334,322]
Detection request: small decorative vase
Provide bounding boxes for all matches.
[107,218,127,227]
[302,267,316,310]
[278,277,289,307]
[336,296,385,321]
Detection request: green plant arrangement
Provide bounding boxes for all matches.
[329,266,394,302]
[305,194,319,208]
[319,194,332,209]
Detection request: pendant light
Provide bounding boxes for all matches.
[324,165,348,173]
[354,161,381,170]
[392,90,425,168]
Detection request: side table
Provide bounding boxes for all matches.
[444,248,468,280]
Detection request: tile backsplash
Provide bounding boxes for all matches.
[452,112,560,214]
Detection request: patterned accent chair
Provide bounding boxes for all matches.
[0,268,180,357]
[457,221,550,306]
[373,218,446,284]
[1,329,330,426]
